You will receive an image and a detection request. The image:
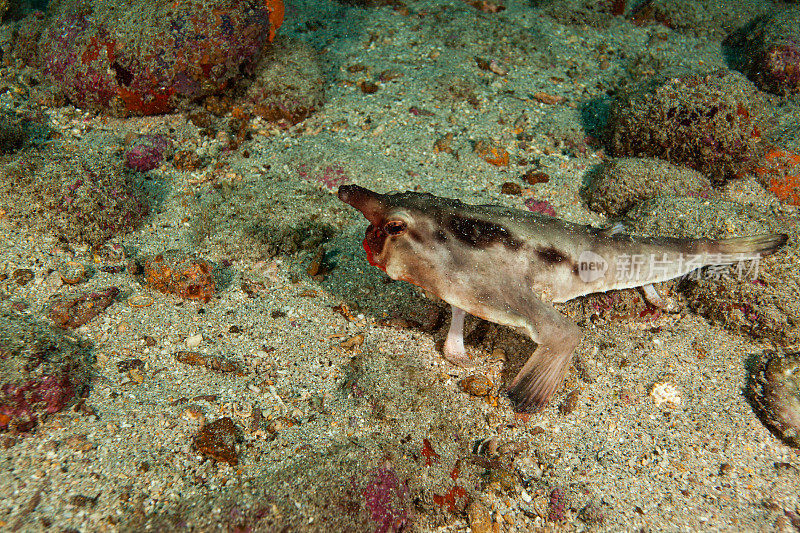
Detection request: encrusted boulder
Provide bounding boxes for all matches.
[38,0,283,115]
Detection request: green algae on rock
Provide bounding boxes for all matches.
[750,351,800,448]
[0,300,92,432]
[587,157,712,217]
[0,134,150,245]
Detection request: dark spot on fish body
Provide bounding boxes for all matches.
[447,215,522,250]
[536,247,567,264]
[434,230,448,243]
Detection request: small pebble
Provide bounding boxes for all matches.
[500,182,522,195]
[186,334,203,349]
[650,382,681,407]
[560,389,580,414]
[48,287,120,328]
[12,268,34,286]
[128,295,153,308]
[193,417,240,466]
[467,500,492,533]
[340,334,364,350]
[59,261,87,284]
[460,374,493,397]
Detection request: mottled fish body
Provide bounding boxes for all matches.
[338,185,788,412]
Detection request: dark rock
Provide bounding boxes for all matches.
[194,417,241,466]
[48,287,119,329]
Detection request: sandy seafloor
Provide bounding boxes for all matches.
[2,0,800,531]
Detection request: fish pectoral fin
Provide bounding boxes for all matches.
[640,283,665,308]
[505,299,583,413]
[443,305,473,367]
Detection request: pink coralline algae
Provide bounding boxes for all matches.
[525,198,557,216]
[607,69,770,183]
[548,487,566,522]
[725,7,800,96]
[0,302,92,432]
[38,0,284,116]
[0,374,75,432]
[297,163,350,190]
[360,465,410,533]
[125,135,171,172]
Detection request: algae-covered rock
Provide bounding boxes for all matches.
[0,299,92,432]
[627,196,799,342]
[0,133,149,244]
[588,157,712,217]
[750,350,800,448]
[38,0,283,116]
[607,69,772,183]
[0,112,26,154]
[242,36,325,126]
[725,7,800,96]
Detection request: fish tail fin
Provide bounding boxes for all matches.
[707,233,788,260]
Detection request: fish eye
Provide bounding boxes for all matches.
[384,220,407,236]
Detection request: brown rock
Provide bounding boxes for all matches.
[175,351,240,373]
[500,182,522,195]
[559,389,580,414]
[194,417,240,466]
[474,139,509,166]
[467,500,492,533]
[48,287,119,328]
[460,374,493,397]
[143,250,216,302]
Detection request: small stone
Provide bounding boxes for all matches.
[522,169,550,185]
[433,132,454,154]
[12,268,34,286]
[142,250,216,302]
[175,351,240,373]
[69,494,98,508]
[266,416,293,434]
[193,417,240,466]
[182,406,206,425]
[559,389,580,414]
[125,134,171,172]
[173,150,203,171]
[500,182,522,195]
[48,287,119,328]
[474,139,509,166]
[460,374,493,397]
[650,381,681,407]
[128,367,144,384]
[358,80,379,94]
[467,500,492,533]
[339,334,364,350]
[128,295,153,308]
[186,334,203,349]
[750,350,800,448]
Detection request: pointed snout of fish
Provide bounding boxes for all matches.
[337,185,387,225]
